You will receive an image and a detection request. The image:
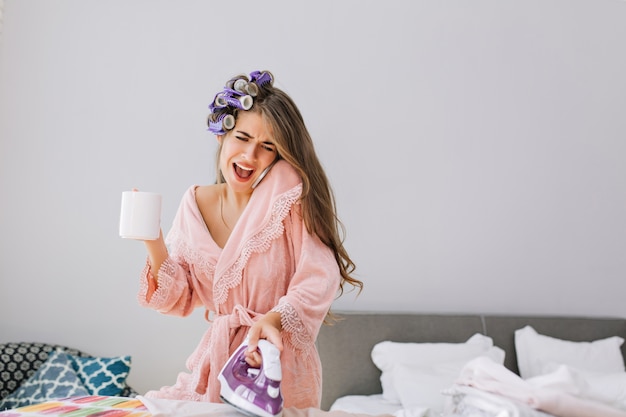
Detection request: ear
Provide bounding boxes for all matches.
[216,134,224,144]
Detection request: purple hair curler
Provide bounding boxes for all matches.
[250,70,273,87]
[207,70,274,135]
[233,79,248,93]
[208,113,235,135]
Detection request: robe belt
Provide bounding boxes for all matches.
[193,304,261,400]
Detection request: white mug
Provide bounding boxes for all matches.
[119,191,162,240]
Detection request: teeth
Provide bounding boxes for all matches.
[235,163,253,171]
[234,162,254,179]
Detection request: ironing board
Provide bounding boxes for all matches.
[0,396,150,417]
[0,397,388,417]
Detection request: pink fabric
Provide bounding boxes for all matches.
[455,356,626,417]
[137,161,341,409]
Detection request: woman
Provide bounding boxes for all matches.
[137,70,362,408]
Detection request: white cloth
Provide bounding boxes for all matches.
[445,385,553,417]
[453,357,626,417]
[138,396,395,417]
[330,394,403,416]
[138,396,241,417]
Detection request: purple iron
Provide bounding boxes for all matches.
[218,338,283,417]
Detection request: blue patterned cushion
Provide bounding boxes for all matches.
[0,342,86,400]
[0,350,89,410]
[69,355,131,396]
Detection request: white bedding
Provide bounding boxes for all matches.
[330,325,626,417]
[329,355,626,417]
[330,394,402,415]
[452,356,626,417]
[329,392,549,417]
[330,394,443,417]
[443,386,553,417]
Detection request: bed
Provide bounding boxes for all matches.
[2,312,626,417]
[316,311,626,416]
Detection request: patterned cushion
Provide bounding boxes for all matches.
[0,342,84,400]
[69,355,131,396]
[0,350,90,410]
[0,343,137,402]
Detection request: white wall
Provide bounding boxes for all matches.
[1,0,625,394]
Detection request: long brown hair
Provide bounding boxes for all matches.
[211,73,363,296]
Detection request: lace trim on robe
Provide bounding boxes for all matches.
[271,302,311,352]
[138,230,216,311]
[138,258,177,309]
[138,262,151,304]
[153,258,177,309]
[213,183,302,306]
[166,228,216,279]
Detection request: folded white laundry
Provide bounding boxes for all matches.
[452,357,626,417]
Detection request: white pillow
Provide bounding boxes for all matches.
[371,334,504,404]
[514,325,625,379]
[393,358,483,413]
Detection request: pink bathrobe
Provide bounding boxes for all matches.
[137,161,341,409]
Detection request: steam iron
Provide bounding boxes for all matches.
[218,338,283,417]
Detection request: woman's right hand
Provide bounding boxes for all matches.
[245,312,283,367]
[144,229,168,276]
[130,188,169,276]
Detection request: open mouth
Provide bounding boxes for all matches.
[233,162,254,179]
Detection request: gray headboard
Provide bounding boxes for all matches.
[316,311,626,411]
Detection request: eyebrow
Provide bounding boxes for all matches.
[235,130,253,138]
[236,130,275,146]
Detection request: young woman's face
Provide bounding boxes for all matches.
[218,111,278,193]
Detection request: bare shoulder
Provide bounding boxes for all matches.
[195,184,220,209]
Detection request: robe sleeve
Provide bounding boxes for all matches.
[272,203,341,350]
[137,255,201,316]
[136,187,205,317]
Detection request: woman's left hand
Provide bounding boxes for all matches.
[245,312,283,367]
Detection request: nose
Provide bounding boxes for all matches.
[241,142,258,161]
